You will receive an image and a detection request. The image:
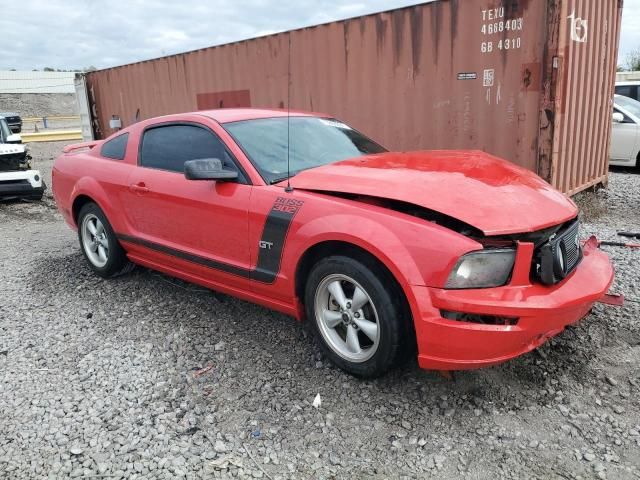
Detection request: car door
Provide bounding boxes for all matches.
[610,107,639,163]
[123,122,252,289]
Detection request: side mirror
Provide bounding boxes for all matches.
[612,112,625,123]
[184,158,238,181]
[6,133,22,144]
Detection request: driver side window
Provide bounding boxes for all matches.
[140,124,244,181]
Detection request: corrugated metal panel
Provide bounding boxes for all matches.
[551,0,622,194]
[0,71,76,94]
[86,0,621,194]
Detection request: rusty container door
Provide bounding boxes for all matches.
[549,0,622,194]
[85,0,621,194]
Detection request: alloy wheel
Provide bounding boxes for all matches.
[81,213,109,268]
[314,274,380,363]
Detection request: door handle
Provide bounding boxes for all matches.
[129,182,150,194]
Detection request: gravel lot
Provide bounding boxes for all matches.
[1,142,639,479]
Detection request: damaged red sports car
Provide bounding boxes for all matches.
[52,109,614,377]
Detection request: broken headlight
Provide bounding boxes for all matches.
[445,249,516,289]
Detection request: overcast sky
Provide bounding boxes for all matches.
[1,0,639,71]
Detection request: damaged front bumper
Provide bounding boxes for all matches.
[0,170,45,201]
[413,238,615,370]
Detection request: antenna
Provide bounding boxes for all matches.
[285,32,293,193]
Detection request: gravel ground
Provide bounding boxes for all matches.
[1,143,639,479]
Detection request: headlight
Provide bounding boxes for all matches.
[445,249,516,289]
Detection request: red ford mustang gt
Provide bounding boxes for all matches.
[52,109,614,377]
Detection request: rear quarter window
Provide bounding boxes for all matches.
[100,133,129,160]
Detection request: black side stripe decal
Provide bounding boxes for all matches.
[117,233,254,279]
[118,196,303,284]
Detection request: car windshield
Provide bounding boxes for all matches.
[224,117,387,184]
[0,118,10,143]
[615,95,640,119]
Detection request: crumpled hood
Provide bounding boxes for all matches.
[288,151,578,236]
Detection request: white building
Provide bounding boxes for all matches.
[0,71,75,94]
[616,71,640,83]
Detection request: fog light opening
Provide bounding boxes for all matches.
[441,310,519,326]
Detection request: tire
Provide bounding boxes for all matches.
[77,202,134,278]
[304,255,409,378]
[32,181,45,201]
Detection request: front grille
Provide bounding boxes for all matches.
[562,221,580,269]
[534,220,582,285]
[441,310,519,326]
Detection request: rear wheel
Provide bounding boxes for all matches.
[77,202,134,278]
[305,255,408,378]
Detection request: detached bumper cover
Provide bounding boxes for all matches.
[0,170,45,200]
[413,241,614,370]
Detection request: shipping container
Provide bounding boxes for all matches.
[84,0,622,194]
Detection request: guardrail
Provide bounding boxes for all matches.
[21,130,83,143]
[22,115,80,123]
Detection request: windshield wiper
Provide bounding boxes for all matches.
[270,174,296,185]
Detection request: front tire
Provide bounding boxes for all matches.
[77,202,134,278]
[305,255,409,378]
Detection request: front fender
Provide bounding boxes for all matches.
[288,210,480,289]
[290,213,424,287]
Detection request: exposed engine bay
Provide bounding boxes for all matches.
[0,143,32,172]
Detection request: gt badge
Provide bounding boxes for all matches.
[252,197,305,283]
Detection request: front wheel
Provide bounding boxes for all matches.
[77,202,134,278]
[305,255,409,378]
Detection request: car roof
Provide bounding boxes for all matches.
[0,112,17,116]
[614,93,640,102]
[197,108,330,124]
[616,81,640,86]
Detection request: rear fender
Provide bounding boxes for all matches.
[70,177,123,231]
